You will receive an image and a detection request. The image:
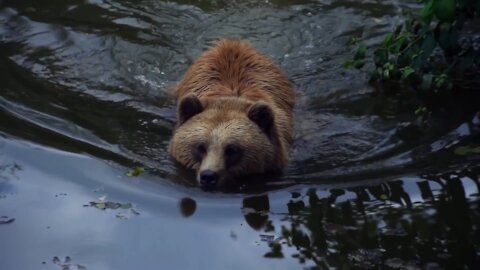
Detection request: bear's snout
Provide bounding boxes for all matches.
[199,170,219,187]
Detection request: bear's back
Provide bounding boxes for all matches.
[175,39,295,115]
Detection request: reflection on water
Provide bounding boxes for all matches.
[1,0,480,269]
[174,164,480,269]
[258,165,480,269]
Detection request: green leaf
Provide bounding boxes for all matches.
[373,49,388,66]
[343,59,364,69]
[420,0,435,23]
[353,60,365,69]
[401,67,415,79]
[354,44,367,60]
[434,0,456,22]
[392,36,407,53]
[434,74,448,88]
[415,106,428,116]
[421,74,433,90]
[383,68,390,79]
[126,167,145,177]
[382,33,395,47]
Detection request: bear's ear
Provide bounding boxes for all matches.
[178,94,203,125]
[247,103,274,136]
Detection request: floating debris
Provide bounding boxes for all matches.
[87,199,139,220]
[126,167,145,177]
[0,216,15,224]
[52,256,87,270]
[89,201,133,210]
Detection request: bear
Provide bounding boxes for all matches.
[169,39,295,188]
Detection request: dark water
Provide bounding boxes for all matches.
[1,0,479,269]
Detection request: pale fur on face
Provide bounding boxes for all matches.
[169,98,276,186]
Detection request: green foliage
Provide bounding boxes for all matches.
[345,0,480,93]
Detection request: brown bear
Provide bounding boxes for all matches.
[169,39,295,188]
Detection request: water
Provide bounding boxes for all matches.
[1,0,479,269]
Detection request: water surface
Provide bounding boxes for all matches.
[1,0,479,269]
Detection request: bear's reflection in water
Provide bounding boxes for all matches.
[178,195,271,231]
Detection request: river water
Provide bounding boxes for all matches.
[1,0,479,269]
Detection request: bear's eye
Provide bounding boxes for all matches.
[225,144,243,167]
[193,143,207,161]
[225,145,241,156]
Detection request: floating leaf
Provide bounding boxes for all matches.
[120,203,133,209]
[94,202,106,210]
[105,202,121,209]
[126,167,145,177]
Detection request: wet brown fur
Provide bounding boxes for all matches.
[169,39,295,184]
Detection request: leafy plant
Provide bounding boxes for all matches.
[346,0,480,93]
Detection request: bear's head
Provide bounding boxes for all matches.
[169,94,281,188]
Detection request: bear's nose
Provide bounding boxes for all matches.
[199,170,219,187]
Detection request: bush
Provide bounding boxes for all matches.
[345,0,480,93]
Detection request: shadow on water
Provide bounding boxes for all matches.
[1,0,480,269]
